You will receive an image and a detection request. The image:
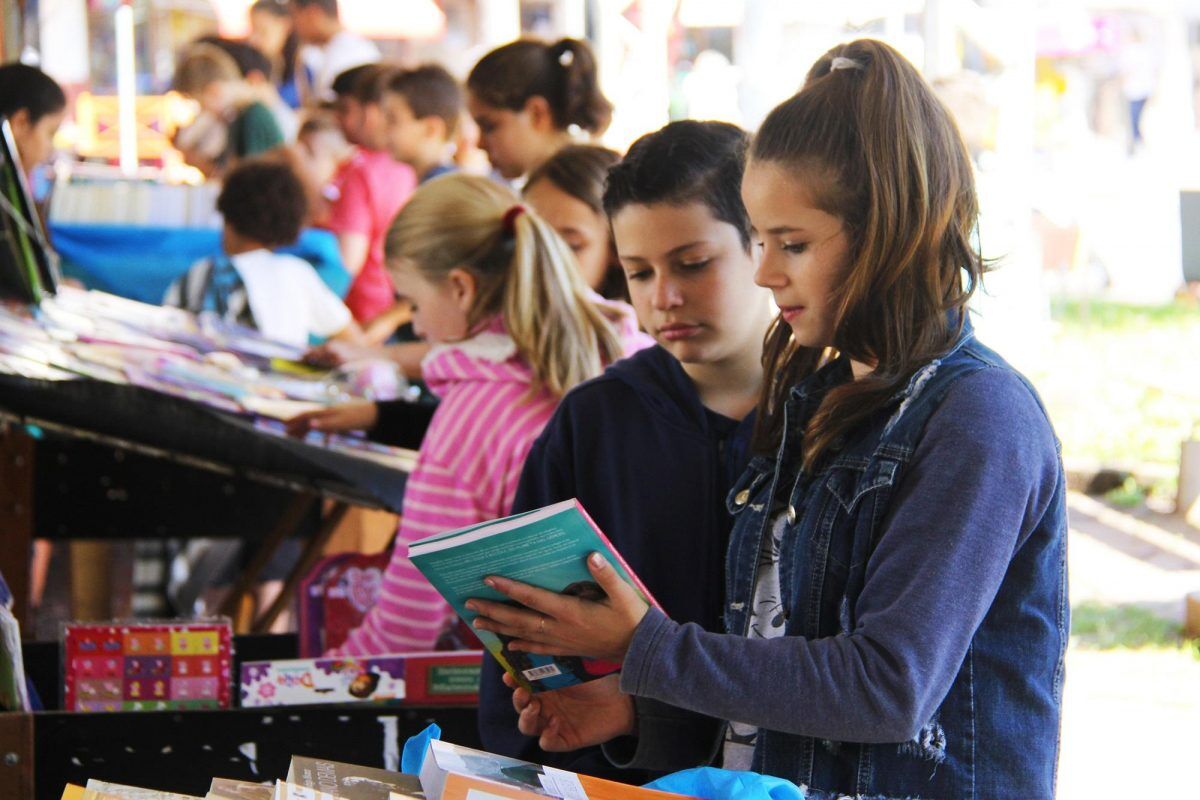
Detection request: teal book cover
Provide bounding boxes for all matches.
[407,499,657,692]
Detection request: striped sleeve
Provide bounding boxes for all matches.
[330,377,553,656]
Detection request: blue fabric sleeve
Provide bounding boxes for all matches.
[619,369,1061,744]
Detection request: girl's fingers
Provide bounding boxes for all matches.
[587,552,638,605]
[483,575,569,617]
[467,598,543,631]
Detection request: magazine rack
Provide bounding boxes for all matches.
[0,634,481,800]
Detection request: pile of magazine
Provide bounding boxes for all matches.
[62,742,691,800]
[0,287,416,468]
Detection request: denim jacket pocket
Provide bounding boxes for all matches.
[823,458,900,516]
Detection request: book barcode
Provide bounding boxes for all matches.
[522,664,562,681]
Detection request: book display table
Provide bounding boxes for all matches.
[0,372,433,635]
[0,635,481,800]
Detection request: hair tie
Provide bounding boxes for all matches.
[502,204,525,235]
[829,56,864,72]
[558,48,575,68]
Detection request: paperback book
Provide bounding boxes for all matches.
[406,499,658,692]
[286,756,423,800]
[419,740,688,800]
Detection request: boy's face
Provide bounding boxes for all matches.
[334,95,365,145]
[382,91,431,164]
[289,5,324,44]
[198,81,233,117]
[358,100,389,151]
[11,107,64,173]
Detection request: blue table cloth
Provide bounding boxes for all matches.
[49,223,350,304]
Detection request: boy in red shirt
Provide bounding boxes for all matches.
[327,64,416,325]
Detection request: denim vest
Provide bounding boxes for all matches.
[723,328,1067,799]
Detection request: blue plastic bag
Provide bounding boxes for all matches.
[645,767,807,800]
[400,722,442,775]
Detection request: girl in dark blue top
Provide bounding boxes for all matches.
[470,39,1067,800]
[477,121,777,779]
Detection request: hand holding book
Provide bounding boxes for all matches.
[503,672,635,752]
[466,551,650,663]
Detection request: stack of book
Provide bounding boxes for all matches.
[48,179,222,229]
[60,744,692,800]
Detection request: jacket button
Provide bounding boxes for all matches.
[734,489,750,505]
[786,505,797,524]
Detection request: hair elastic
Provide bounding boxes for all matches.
[829,56,864,72]
[502,204,526,234]
[558,48,575,67]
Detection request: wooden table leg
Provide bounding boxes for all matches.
[69,542,113,621]
[0,712,34,800]
[217,492,317,630]
[253,501,351,634]
[0,425,35,635]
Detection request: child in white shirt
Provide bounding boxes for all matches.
[165,159,361,348]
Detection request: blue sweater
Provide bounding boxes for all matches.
[477,345,753,779]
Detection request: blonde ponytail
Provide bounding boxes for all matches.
[384,173,622,396]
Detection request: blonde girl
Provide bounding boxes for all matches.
[291,173,631,654]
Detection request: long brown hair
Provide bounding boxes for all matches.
[384,173,623,397]
[524,144,626,300]
[750,38,985,469]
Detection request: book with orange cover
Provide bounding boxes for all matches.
[418,740,692,800]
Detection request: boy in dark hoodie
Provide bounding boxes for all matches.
[476,121,777,779]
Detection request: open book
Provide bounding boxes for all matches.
[407,499,657,692]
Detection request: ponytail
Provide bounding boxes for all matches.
[502,209,623,396]
[384,173,622,397]
[467,37,612,135]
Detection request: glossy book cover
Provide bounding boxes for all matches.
[407,499,658,693]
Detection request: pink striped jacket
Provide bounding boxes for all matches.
[331,311,650,656]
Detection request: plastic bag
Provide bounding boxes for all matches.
[645,767,807,800]
[401,722,442,775]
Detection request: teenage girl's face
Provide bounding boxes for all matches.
[467,92,554,179]
[743,160,850,350]
[523,178,612,292]
[388,258,471,344]
[612,201,766,365]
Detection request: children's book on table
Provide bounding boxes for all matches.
[419,740,690,800]
[406,499,658,693]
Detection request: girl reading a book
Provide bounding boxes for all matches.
[477,120,775,780]
[288,172,642,655]
[468,40,1067,800]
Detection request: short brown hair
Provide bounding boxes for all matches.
[385,64,463,138]
[331,63,388,104]
[173,43,242,97]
